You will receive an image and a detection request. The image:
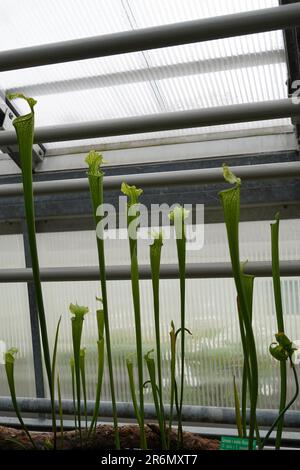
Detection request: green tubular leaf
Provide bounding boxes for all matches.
[8,93,55,434]
[85,150,105,177]
[88,338,105,437]
[70,357,77,430]
[96,304,105,340]
[168,205,188,447]
[168,321,176,449]
[5,348,37,449]
[271,215,284,332]
[70,303,88,441]
[269,333,296,362]
[269,343,287,361]
[144,350,167,449]
[80,348,88,431]
[88,304,105,437]
[70,303,89,318]
[121,182,143,206]
[239,269,255,439]
[262,358,299,448]
[219,167,258,450]
[149,230,167,449]
[222,163,241,186]
[271,214,286,449]
[237,299,250,437]
[122,181,147,449]
[126,356,142,428]
[238,276,262,446]
[51,316,61,449]
[276,333,296,356]
[7,93,37,111]
[233,375,243,438]
[57,374,64,449]
[86,152,120,449]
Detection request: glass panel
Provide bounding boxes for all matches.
[0,235,35,397]
[36,219,300,408]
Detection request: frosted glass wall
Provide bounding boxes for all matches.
[0,235,36,397]
[34,219,300,410]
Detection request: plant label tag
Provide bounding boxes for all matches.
[220,436,257,450]
[0,340,6,364]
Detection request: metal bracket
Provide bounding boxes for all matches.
[280,0,300,146]
[0,92,45,170]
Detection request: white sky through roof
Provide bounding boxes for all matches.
[0,0,292,152]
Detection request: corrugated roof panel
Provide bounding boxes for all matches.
[0,0,292,154]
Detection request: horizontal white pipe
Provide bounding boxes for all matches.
[0,4,299,71]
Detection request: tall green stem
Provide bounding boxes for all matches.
[80,348,88,431]
[262,358,298,448]
[5,348,37,449]
[271,214,287,449]
[70,302,88,443]
[169,206,188,446]
[168,321,177,449]
[70,358,77,430]
[85,151,120,449]
[57,374,64,449]
[51,316,62,449]
[121,182,146,449]
[150,231,167,449]
[219,166,258,450]
[8,93,55,432]
[233,375,243,438]
[88,304,105,437]
[126,356,142,428]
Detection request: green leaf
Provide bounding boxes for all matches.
[88,338,105,437]
[70,357,77,430]
[168,205,188,446]
[233,376,243,438]
[222,163,241,185]
[271,213,286,449]
[144,350,166,449]
[51,316,62,449]
[80,348,88,431]
[70,303,88,442]
[85,150,106,177]
[219,168,258,450]
[123,182,147,449]
[126,356,142,428]
[5,348,37,449]
[7,92,37,111]
[57,374,64,449]
[86,156,120,449]
[168,206,189,223]
[168,321,177,449]
[149,230,166,449]
[270,333,296,361]
[8,93,55,436]
[69,303,89,318]
[121,182,143,206]
[262,358,299,448]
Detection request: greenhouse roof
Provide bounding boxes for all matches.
[0,0,296,163]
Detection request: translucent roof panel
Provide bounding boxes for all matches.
[0,0,291,153]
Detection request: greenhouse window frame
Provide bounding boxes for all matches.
[0,2,299,427]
